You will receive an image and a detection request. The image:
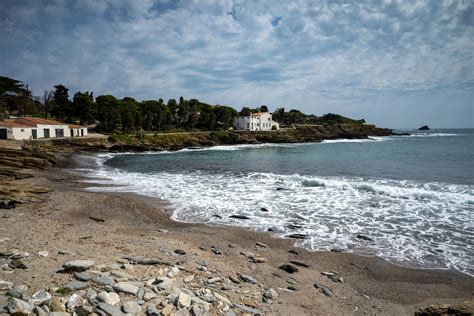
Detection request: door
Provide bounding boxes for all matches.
[81,129,84,137]
[43,129,50,138]
[55,129,64,137]
[32,129,37,139]
[0,129,7,139]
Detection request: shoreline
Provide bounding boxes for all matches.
[0,152,472,315]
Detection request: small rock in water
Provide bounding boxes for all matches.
[229,215,250,220]
[260,207,269,212]
[212,214,222,219]
[286,233,308,240]
[279,264,299,274]
[356,234,373,242]
[174,249,186,255]
[62,260,95,271]
[239,274,258,284]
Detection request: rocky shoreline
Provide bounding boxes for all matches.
[0,138,473,315]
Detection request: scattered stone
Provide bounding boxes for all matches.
[177,292,191,308]
[260,207,269,212]
[92,275,115,286]
[0,280,13,290]
[255,242,268,248]
[58,250,71,255]
[174,249,186,255]
[66,293,81,311]
[31,290,51,305]
[7,298,33,315]
[314,284,333,297]
[212,214,222,219]
[64,281,88,291]
[74,272,93,281]
[211,247,222,255]
[167,266,180,278]
[95,302,125,316]
[137,258,161,265]
[62,260,95,271]
[114,282,139,295]
[356,234,373,242]
[286,277,299,286]
[321,271,335,276]
[207,277,221,284]
[10,259,28,269]
[36,251,48,257]
[279,264,298,274]
[289,260,309,267]
[233,303,262,315]
[123,301,141,314]
[229,215,250,220]
[213,292,231,305]
[89,216,105,222]
[228,244,237,248]
[184,275,194,283]
[49,297,64,312]
[229,276,240,284]
[263,288,278,302]
[96,292,120,305]
[239,274,257,284]
[286,233,308,239]
[143,292,157,301]
[161,304,174,315]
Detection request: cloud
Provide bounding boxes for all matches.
[0,0,472,127]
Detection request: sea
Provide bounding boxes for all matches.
[81,129,474,276]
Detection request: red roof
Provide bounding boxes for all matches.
[68,124,83,128]
[250,112,269,116]
[0,120,33,128]
[16,117,68,126]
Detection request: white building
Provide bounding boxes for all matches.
[233,112,280,131]
[0,117,88,140]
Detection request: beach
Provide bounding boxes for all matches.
[0,152,472,315]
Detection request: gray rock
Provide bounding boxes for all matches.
[31,290,51,305]
[0,295,8,309]
[0,280,13,290]
[143,292,157,301]
[233,303,262,315]
[146,304,160,316]
[74,272,93,281]
[122,301,141,314]
[137,287,145,300]
[6,288,25,299]
[92,276,115,286]
[239,274,257,284]
[96,292,120,305]
[314,284,333,297]
[62,260,95,271]
[95,302,125,316]
[224,310,237,316]
[33,305,48,316]
[7,298,33,315]
[207,277,221,284]
[9,259,28,269]
[263,288,278,301]
[49,312,71,316]
[114,282,139,295]
[177,292,191,308]
[75,305,93,316]
[64,281,88,291]
[66,293,81,311]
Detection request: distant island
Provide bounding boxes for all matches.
[419,125,430,131]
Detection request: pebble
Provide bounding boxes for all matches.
[74,272,93,281]
[255,242,268,248]
[96,291,120,305]
[36,251,49,257]
[229,276,240,284]
[95,302,126,316]
[114,282,139,295]
[263,288,278,301]
[207,277,221,284]
[213,292,231,305]
[64,281,89,291]
[123,301,141,314]
[184,275,195,283]
[10,259,28,269]
[233,303,262,315]
[286,233,308,239]
[279,264,298,274]
[143,292,158,301]
[49,297,64,312]
[321,271,335,276]
[62,260,95,271]
[178,292,191,308]
[239,274,257,284]
[289,249,300,255]
[174,249,186,255]
[31,290,52,305]
[229,215,250,220]
[161,304,174,315]
[66,293,81,311]
[314,284,334,297]
[92,275,115,286]
[0,280,14,290]
[167,266,180,278]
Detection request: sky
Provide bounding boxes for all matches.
[0,0,472,128]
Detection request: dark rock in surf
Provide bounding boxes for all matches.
[230,215,251,220]
[0,200,16,209]
[356,234,373,242]
[279,264,299,274]
[212,214,222,219]
[286,234,308,240]
[418,125,430,131]
[260,207,269,212]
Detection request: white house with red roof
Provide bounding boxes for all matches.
[233,112,279,131]
[0,117,87,140]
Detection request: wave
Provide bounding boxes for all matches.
[84,163,474,276]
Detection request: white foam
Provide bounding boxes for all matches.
[85,162,474,276]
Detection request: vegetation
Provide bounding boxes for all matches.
[0,76,367,133]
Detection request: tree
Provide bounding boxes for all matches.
[259,105,269,112]
[0,76,37,115]
[96,95,122,132]
[50,84,71,120]
[239,107,252,116]
[72,91,95,124]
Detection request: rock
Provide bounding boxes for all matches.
[0,200,16,209]
[174,249,186,255]
[74,272,93,281]
[75,305,93,316]
[210,247,222,255]
[239,274,257,284]
[213,292,231,305]
[49,297,64,312]
[33,305,47,316]
[62,260,95,271]
[36,251,48,257]
[0,280,14,290]
[92,276,115,286]
[137,258,161,265]
[95,302,126,316]
[178,292,191,308]
[229,276,240,284]
[418,125,430,131]
[7,298,33,315]
[314,284,333,297]
[289,249,300,255]
[229,215,250,220]
[31,290,51,305]
[66,293,81,311]
[255,242,268,248]
[260,207,269,212]
[161,304,173,315]
[175,308,191,316]
[123,301,141,314]
[143,292,157,301]
[156,277,173,291]
[233,303,262,315]
[48,313,70,316]
[114,282,139,295]
[89,216,105,222]
[207,277,221,284]
[64,281,88,291]
[279,264,298,274]
[9,259,28,269]
[263,288,278,301]
[167,266,180,278]
[184,275,194,283]
[289,260,309,267]
[321,271,335,276]
[286,233,308,239]
[356,234,373,242]
[96,292,120,305]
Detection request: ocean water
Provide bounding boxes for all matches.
[83,129,474,275]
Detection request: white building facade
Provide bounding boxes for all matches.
[233,112,280,131]
[0,117,88,140]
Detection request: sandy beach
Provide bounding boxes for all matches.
[0,153,472,315]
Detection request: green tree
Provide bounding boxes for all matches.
[51,84,71,120]
[72,91,95,124]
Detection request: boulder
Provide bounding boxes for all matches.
[7,298,33,315]
[113,282,139,295]
[96,292,120,305]
[122,301,141,314]
[62,259,95,271]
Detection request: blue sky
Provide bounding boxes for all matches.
[0,0,472,128]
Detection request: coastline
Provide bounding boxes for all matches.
[0,152,472,315]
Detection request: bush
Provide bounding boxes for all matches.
[210,130,229,142]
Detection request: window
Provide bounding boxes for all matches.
[21,129,25,132]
